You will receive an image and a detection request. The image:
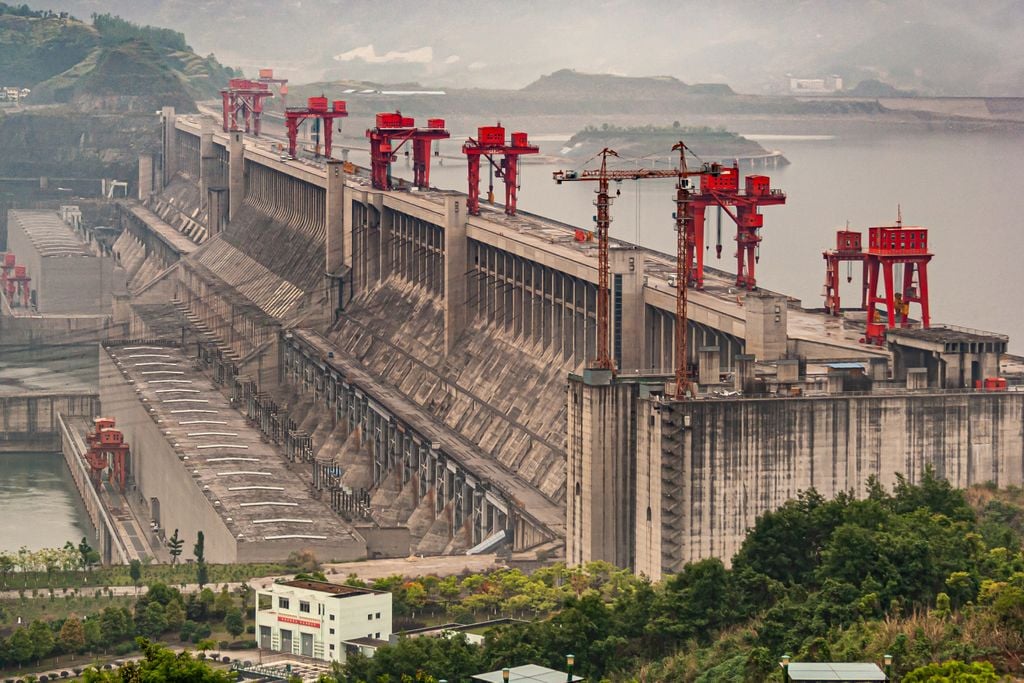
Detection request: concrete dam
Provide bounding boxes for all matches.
[24,104,1019,571]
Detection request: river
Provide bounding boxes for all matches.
[0,452,93,554]
[378,127,1024,352]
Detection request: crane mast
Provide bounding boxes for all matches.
[554,144,700,397]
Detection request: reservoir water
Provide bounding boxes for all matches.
[383,128,1024,352]
[0,452,92,554]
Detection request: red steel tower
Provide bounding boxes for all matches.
[366,112,450,190]
[256,68,289,109]
[462,124,540,216]
[220,79,274,135]
[822,228,866,315]
[863,216,932,345]
[285,97,348,158]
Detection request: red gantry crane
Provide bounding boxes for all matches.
[553,145,702,397]
[220,78,274,136]
[462,124,539,216]
[863,211,932,345]
[1,254,31,309]
[822,226,866,315]
[682,162,787,290]
[366,112,450,190]
[256,68,289,109]
[285,96,349,159]
[84,417,131,494]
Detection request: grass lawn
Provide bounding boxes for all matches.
[0,562,289,592]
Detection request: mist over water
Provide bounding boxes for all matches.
[380,129,1024,353]
[0,452,91,554]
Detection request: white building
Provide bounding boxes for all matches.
[255,579,393,662]
[789,75,843,93]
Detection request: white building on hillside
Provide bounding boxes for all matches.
[255,579,393,662]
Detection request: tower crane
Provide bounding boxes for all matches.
[553,145,702,397]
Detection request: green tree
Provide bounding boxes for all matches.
[224,606,245,639]
[165,599,186,632]
[213,586,233,618]
[901,659,1001,682]
[77,537,95,568]
[99,606,132,645]
[136,601,168,638]
[83,616,102,653]
[81,638,236,682]
[6,627,35,667]
[168,529,184,565]
[28,619,55,664]
[197,560,209,588]
[58,616,86,658]
[194,530,205,563]
[129,558,142,589]
[0,551,14,587]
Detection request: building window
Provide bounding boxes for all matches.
[329,614,335,621]
[330,644,335,651]
[299,601,311,613]
[375,612,381,619]
[367,614,372,621]
[375,632,380,639]
[329,628,335,635]
[278,597,290,610]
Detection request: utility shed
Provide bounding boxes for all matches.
[786,662,887,682]
[6,209,117,314]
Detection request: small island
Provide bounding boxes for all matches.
[561,123,789,169]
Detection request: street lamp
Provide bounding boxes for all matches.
[566,653,575,682]
[884,653,893,680]
[780,654,791,682]
[502,667,510,682]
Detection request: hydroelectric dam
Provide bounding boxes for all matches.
[6,104,1021,577]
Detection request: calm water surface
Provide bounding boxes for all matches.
[0,452,92,554]
[379,129,1024,352]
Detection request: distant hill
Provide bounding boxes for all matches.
[522,69,734,98]
[0,5,237,112]
[561,124,786,167]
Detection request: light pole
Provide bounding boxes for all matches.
[502,667,510,682]
[566,653,575,682]
[780,653,791,682]
[884,653,893,681]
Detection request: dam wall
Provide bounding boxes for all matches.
[0,392,99,451]
[633,389,1024,580]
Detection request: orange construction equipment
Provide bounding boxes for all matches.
[84,417,131,494]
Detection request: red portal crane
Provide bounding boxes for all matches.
[257,68,289,109]
[462,124,539,216]
[84,417,131,494]
[681,163,786,290]
[862,213,932,345]
[366,112,450,190]
[822,228,866,315]
[1,254,31,309]
[285,96,348,158]
[220,78,275,136]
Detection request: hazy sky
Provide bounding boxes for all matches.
[41,0,1024,95]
